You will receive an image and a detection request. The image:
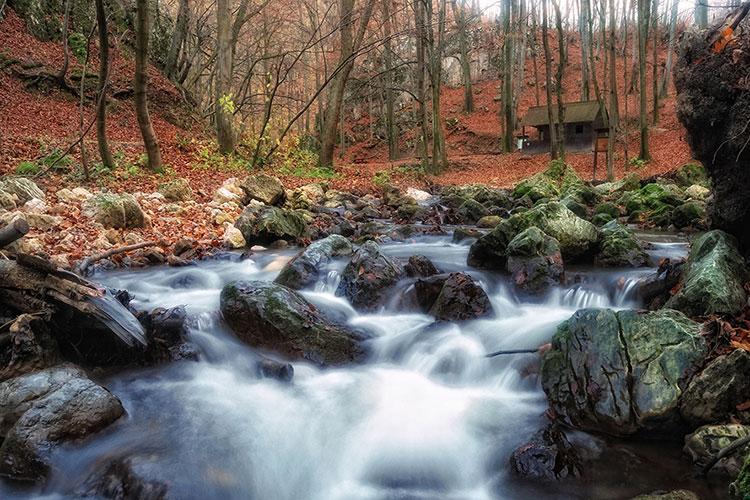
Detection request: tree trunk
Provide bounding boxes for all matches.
[95,0,115,169]
[608,0,618,180]
[215,0,235,155]
[660,0,678,97]
[579,0,591,101]
[165,0,189,80]
[502,0,514,152]
[637,0,650,160]
[651,0,660,124]
[530,2,542,106]
[134,0,163,171]
[57,0,71,84]
[553,0,566,160]
[382,0,397,159]
[695,0,708,28]
[415,0,430,160]
[425,0,448,173]
[542,0,558,159]
[451,0,474,113]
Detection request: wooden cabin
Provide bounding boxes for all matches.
[519,101,609,152]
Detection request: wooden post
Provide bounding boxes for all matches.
[0,218,29,249]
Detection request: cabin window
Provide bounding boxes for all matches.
[575,125,584,135]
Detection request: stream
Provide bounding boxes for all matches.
[0,231,727,499]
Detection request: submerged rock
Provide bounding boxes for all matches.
[684,424,750,477]
[506,227,564,293]
[234,204,307,245]
[336,241,405,311]
[239,174,285,206]
[0,366,124,482]
[404,255,440,278]
[220,280,367,366]
[680,349,750,427]
[595,220,649,267]
[420,273,493,321]
[275,234,352,290]
[79,456,168,500]
[666,230,748,317]
[541,308,706,436]
[509,425,582,480]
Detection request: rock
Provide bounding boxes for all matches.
[630,491,699,500]
[596,220,649,267]
[213,180,243,205]
[405,255,440,278]
[55,187,92,203]
[509,425,582,480]
[560,196,588,218]
[506,227,564,293]
[222,224,246,249]
[684,424,750,477]
[421,272,493,321]
[138,306,197,363]
[595,202,621,218]
[336,241,404,311]
[674,163,710,188]
[591,213,614,226]
[79,456,168,500]
[286,183,326,210]
[0,178,44,203]
[672,200,706,229]
[541,308,707,436]
[234,204,307,245]
[220,281,367,366]
[513,161,584,202]
[620,183,684,215]
[22,198,46,213]
[680,349,750,426]
[256,358,294,382]
[452,227,482,244]
[685,184,710,201]
[455,199,489,224]
[466,219,516,269]
[84,193,146,229]
[666,230,748,317]
[1,211,61,231]
[731,454,750,499]
[239,174,285,206]
[0,366,124,481]
[594,173,641,196]
[275,234,352,289]
[636,259,686,309]
[396,203,426,222]
[476,215,502,228]
[158,178,193,202]
[0,190,16,210]
[406,187,432,203]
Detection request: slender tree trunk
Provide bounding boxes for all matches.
[165,0,189,80]
[415,0,430,160]
[451,0,474,112]
[530,2,542,106]
[57,0,71,83]
[95,0,115,168]
[660,0,678,97]
[542,0,558,159]
[553,0,566,160]
[651,0,660,124]
[502,0,514,152]
[382,0,397,159]
[134,0,163,171]
[637,0,650,160]
[425,0,448,173]
[695,0,708,28]
[608,0,618,180]
[215,0,235,154]
[579,0,591,101]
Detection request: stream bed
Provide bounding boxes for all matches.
[0,232,728,499]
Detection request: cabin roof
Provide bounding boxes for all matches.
[521,101,607,127]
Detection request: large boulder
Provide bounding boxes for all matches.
[83,193,146,229]
[275,234,353,289]
[680,349,750,427]
[234,204,307,245]
[466,220,516,269]
[684,424,750,477]
[506,227,564,293]
[512,161,584,202]
[666,230,748,317]
[541,308,707,436]
[239,174,285,206]
[412,272,493,321]
[220,281,367,366]
[672,200,706,229]
[0,366,124,482]
[336,241,405,311]
[595,220,649,267]
[404,255,440,278]
[509,425,582,480]
[0,178,44,203]
[286,183,327,210]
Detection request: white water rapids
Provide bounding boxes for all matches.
[3,232,714,499]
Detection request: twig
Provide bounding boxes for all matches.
[701,434,750,475]
[74,241,158,276]
[484,348,539,358]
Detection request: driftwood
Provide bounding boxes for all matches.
[0,218,29,249]
[74,240,157,276]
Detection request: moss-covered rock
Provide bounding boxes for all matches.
[731,453,750,499]
[684,424,750,478]
[674,163,709,188]
[455,199,490,224]
[158,178,193,202]
[220,281,367,366]
[275,235,352,290]
[466,219,517,269]
[541,308,707,436]
[620,183,684,217]
[594,173,641,196]
[560,196,588,218]
[285,183,327,210]
[234,204,307,245]
[476,215,502,228]
[666,230,748,316]
[596,220,649,267]
[506,227,564,294]
[513,161,584,202]
[591,213,614,226]
[685,184,710,201]
[630,491,699,500]
[672,200,706,229]
[595,202,621,218]
[84,193,145,229]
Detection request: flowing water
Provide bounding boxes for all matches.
[0,231,725,499]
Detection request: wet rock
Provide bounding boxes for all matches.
[452,227,482,244]
[423,272,493,321]
[0,365,124,482]
[466,219,516,269]
[222,224,246,249]
[630,491,699,500]
[513,161,585,202]
[680,349,750,427]
[684,424,750,477]
[509,425,582,480]
[275,234,352,290]
[84,193,146,229]
[220,280,367,366]
[636,259,686,309]
[336,241,405,311]
[256,358,294,383]
[405,255,440,278]
[506,227,564,294]
[158,178,193,202]
[595,220,649,267]
[139,306,197,363]
[476,215,502,228]
[541,308,707,436]
[0,315,60,382]
[79,456,168,500]
[239,174,285,206]
[672,200,706,229]
[666,230,747,317]
[234,204,307,245]
[0,178,44,203]
[455,199,489,224]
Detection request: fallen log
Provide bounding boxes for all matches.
[0,218,29,250]
[74,240,158,277]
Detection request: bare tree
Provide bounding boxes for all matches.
[637,0,650,160]
[95,0,115,169]
[451,0,474,112]
[215,0,235,154]
[424,0,449,173]
[134,0,163,171]
[541,0,558,159]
